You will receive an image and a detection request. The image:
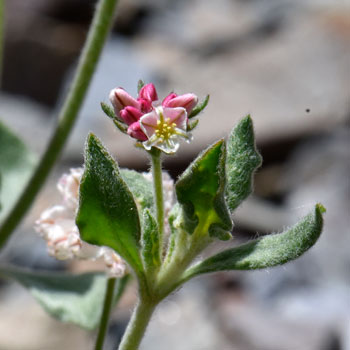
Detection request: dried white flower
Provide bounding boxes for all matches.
[101,247,127,278]
[35,168,126,277]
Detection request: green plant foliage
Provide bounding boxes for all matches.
[76,133,142,272]
[183,204,325,278]
[188,95,209,119]
[141,210,161,273]
[100,102,115,119]
[113,119,128,133]
[0,266,108,330]
[226,115,262,211]
[100,102,128,133]
[176,140,232,240]
[0,121,36,224]
[163,203,181,265]
[120,169,154,213]
[187,119,199,131]
[137,79,145,93]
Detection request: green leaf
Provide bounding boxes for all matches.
[187,119,199,131]
[184,204,325,278]
[100,102,128,133]
[226,115,262,211]
[0,266,108,330]
[188,95,209,119]
[100,102,116,119]
[76,133,142,272]
[141,209,161,273]
[176,140,232,240]
[163,203,181,265]
[137,79,145,93]
[0,121,36,224]
[120,169,154,213]
[113,119,128,134]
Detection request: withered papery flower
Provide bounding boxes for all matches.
[35,168,127,278]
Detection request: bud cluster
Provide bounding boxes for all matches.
[109,83,199,154]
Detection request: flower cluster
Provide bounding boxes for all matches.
[35,168,127,277]
[109,83,198,154]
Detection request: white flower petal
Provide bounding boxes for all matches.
[140,106,191,154]
[140,110,159,138]
[101,247,127,278]
[163,107,187,129]
[35,168,122,267]
[57,168,83,209]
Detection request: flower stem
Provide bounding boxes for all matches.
[150,148,164,249]
[0,0,4,86]
[156,225,211,299]
[95,277,116,350]
[118,297,157,350]
[0,0,119,249]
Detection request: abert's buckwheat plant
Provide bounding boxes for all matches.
[42,81,325,349]
[0,1,325,349]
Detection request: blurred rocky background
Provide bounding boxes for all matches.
[0,0,349,349]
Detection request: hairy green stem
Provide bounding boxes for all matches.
[0,0,4,85]
[95,278,116,350]
[0,0,119,248]
[150,148,164,249]
[156,221,211,299]
[118,297,157,350]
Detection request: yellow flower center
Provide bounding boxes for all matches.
[155,118,177,141]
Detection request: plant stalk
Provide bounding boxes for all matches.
[150,148,164,249]
[0,0,4,86]
[156,220,212,299]
[95,277,117,350]
[0,0,119,248]
[118,297,157,350]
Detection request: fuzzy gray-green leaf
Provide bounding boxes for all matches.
[184,204,325,278]
[176,140,233,239]
[188,95,209,119]
[137,80,145,93]
[0,121,37,224]
[141,209,161,273]
[120,169,154,213]
[0,266,107,330]
[101,102,116,119]
[76,133,142,272]
[226,115,262,211]
[187,119,199,131]
[101,102,128,133]
[113,119,128,133]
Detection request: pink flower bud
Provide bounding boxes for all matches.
[139,83,158,102]
[162,93,198,114]
[138,98,152,113]
[120,106,143,125]
[162,93,177,106]
[127,122,148,141]
[109,88,140,116]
